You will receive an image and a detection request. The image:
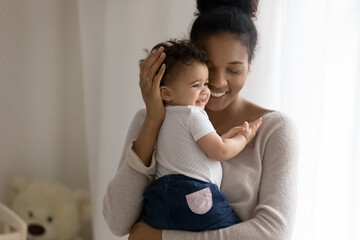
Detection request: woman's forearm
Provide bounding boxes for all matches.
[133,117,163,167]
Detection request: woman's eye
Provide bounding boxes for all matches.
[228,69,241,74]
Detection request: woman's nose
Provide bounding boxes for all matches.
[209,70,227,88]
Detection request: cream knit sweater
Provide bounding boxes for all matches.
[103,109,298,240]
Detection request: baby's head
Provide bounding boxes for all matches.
[150,40,207,86]
[150,40,210,108]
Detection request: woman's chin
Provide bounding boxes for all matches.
[206,95,237,112]
[205,99,226,111]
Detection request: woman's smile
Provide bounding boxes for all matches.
[211,92,227,98]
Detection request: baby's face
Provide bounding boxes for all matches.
[166,62,210,109]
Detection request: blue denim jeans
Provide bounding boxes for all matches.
[143,174,241,231]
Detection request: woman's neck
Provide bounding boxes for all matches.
[206,96,246,134]
[206,96,272,135]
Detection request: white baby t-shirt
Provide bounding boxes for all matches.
[155,105,222,187]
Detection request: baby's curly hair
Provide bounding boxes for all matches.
[149,39,207,86]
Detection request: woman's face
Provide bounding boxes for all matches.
[202,33,250,112]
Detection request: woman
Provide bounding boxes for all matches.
[103,0,298,239]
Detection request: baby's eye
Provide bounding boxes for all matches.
[192,84,199,88]
[204,82,209,87]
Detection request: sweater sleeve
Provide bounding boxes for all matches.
[163,115,298,240]
[103,109,156,237]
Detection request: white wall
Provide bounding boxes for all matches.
[0,0,90,236]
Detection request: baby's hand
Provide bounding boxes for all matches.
[221,126,246,139]
[239,117,262,144]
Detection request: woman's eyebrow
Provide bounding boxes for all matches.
[229,61,244,65]
[205,60,244,65]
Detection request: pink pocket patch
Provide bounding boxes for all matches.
[185,187,213,215]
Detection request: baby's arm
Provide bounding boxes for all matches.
[197,118,262,161]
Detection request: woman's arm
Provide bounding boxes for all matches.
[133,47,166,166]
[103,48,166,236]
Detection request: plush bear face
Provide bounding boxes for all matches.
[12,179,90,240]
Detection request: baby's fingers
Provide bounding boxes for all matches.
[221,126,245,139]
[242,121,249,129]
[249,117,262,130]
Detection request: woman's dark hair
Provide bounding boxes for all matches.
[150,39,207,86]
[190,0,259,61]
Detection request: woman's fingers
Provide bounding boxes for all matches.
[152,63,166,88]
[146,52,166,87]
[139,46,165,86]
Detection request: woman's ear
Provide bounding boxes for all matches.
[160,86,172,102]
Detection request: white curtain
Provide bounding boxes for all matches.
[252,1,360,239]
[77,1,195,239]
[78,1,360,239]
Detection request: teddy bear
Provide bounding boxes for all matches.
[11,177,91,240]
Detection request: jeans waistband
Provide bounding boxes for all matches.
[154,174,208,186]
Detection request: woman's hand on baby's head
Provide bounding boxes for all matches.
[138,47,167,123]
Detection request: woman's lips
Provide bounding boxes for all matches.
[211,92,227,98]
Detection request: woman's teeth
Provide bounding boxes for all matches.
[211,92,226,97]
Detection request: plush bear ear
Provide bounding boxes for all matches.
[11,176,28,202]
[73,190,91,222]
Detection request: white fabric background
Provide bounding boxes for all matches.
[77,1,196,239]
[1,0,359,239]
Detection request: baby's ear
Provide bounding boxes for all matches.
[160,86,172,102]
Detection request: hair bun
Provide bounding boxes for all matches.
[196,0,259,18]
